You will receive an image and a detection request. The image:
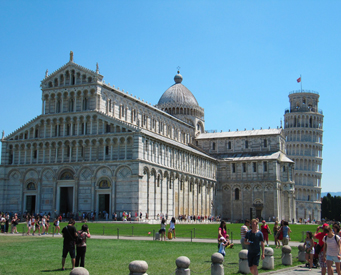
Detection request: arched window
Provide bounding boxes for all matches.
[212,142,215,150]
[56,100,61,113]
[69,98,74,112]
[245,140,248,149]
[235,188,239,200]
[228,141,232,150]
[264,139,267,147]
[27,182,36,190]
[83,98,88,110]
[99,179,110,189]
[59,170,74,180]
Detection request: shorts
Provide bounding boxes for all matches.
[62,245,75,259]
[306,247,315,255]
[326,255,341,263]
[248,252,260,267]
[319,251,327,268]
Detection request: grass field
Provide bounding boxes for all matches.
[17,222,320,242]
[0,235,301,275]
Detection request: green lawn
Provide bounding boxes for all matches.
[18,222,319,242]
[0,235,301,275]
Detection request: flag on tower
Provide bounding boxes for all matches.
[297,77,301,83]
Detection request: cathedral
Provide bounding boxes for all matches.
[0,52,323,222]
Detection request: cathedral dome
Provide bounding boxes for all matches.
[157,73,199,107]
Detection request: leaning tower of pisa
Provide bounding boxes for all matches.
[284,91,324,222]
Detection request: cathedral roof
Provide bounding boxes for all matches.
[157,73,199,107]
[196,128,283,139]
[217,151,294,163]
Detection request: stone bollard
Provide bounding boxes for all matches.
[297,244,306,262]
[129,260,148,275]
[238,249,250,274]
[155,232,160,241]
[211,253,224,275]
[175,256,190,275]
[282,245,292,265]
[69,267,89,275]
[262,247,274,270]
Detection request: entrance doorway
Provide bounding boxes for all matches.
[99,194,110,218]
[26,195,36,215]
[60,187,73,214]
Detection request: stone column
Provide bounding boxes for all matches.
[211,253,224,275]
[61,145,65,163]
[76,145,79,162]
[238,250,250,274]
[129,260,148,275]
[282,245,292,265]
[175,256,190,275]
[43,145,46,163]
[18,148,21,165]
[262,247,274,270]
[297,244,306,262]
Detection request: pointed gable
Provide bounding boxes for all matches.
[41,61,103,89]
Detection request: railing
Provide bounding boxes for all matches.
[284,107,323,115]
[289,89,319,95]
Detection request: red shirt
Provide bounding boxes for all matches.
[314,232,327,251]
[261,224,269,235]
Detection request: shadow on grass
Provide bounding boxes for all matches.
[41,268,68,272]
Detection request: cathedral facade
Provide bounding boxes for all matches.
[0,53,315,222]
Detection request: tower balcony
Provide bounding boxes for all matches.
[285,106,323,115]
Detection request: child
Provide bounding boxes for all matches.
[218,237,228,256]
[218,236,234,256]
[304,231,314,270]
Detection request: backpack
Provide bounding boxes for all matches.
[76,231,83,245]
[324,235,339,245]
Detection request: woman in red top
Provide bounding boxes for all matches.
[261,220,271,246]
[218,220,228,249]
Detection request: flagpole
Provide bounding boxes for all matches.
[300,74,302,92]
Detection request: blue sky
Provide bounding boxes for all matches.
[0,1,340,192]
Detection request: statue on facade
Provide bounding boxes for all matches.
[45,69,48,78]
[2,130,4,140]
[96,62,99,74]
[70,51,74,62]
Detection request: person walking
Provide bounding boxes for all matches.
[260,220,271,247]
[323,225,341,275]
[241,219,250,249]
[61,219,77,271]
[273,221,280,248]
[314,223,329,275]
[304,231,314,270]
[170,217,176,239]
[244,219,265,275]
[159,218,167,241]
[75,224,91,268]
[282,221,291,245]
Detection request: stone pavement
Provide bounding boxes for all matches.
[262,265,323,275]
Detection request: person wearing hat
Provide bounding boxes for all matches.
[260,220,271,247]
[314,223,329,275]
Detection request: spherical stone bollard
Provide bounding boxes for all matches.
[211,252,224,275]
[297,243,306,262]
[69,267,89,275]
[175,256,190,275]
[129,260,148,275]
[262,247,274,270]
[238,249,250,274]
[282,245,292,265]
